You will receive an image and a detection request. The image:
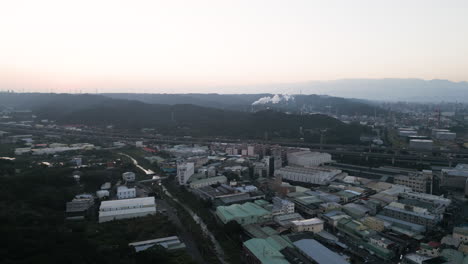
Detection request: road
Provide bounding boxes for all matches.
[157,199,205,264]
[118,153,154,175]
[123,152,228,264]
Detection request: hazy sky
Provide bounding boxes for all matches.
[1,0,468,93]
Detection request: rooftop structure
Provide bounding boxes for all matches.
[291,218,324,233]
[293,239,349,264]
[274,213,305,228]
[99,197,156,223]
[216,202,271,225]
[189,175,227,189]
[122,172,136,182]
[400,191,451,207]
[274,166,342,185]
[129,236,186,252]
[287,151,332,167]
[243,238,290,264]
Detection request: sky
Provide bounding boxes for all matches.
[1,0,468,93]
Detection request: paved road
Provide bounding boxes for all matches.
[157,199,205,264]
[162,185,228,264]
[123,152,227,264]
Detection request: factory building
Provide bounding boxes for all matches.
[409,139,433,150]
[98,197,157,223]
[189,176,227,189]
[122,172,136,182]
[434,132,456,141]
[274,166,342,185]
[381,201,441,228]
[287,151,332,167]
[117,186,136,199]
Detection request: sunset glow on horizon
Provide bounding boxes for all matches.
[1,0,468,93]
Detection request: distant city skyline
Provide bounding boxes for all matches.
[1,0,468,93]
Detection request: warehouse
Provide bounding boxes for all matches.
[287,151,332,167]
[274,166,342,185]
[99,197,156,223]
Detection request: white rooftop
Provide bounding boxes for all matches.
[100,197,155,210]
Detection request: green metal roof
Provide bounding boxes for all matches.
[243,238,290,264]
[216,202,270,222]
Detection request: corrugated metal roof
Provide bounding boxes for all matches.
[293,239,349,264]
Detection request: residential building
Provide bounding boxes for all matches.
[216,202,271,225]
[129,236,186,252]
[99,197,157,223]
[291,218,324,233]
[243,238,289,264]
[394,171,432,193]
[274,213,304,228]
[381,201,441,228]
[273,197,295,215]
[177,162,195,185]
[122,172,136,182]
[117,186,136,199]
[189,176,227,189]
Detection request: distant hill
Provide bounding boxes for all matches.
[258,78,468,102]
[103,93,384,116]
[0,93,371,144]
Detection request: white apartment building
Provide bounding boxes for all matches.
[287,151,332,167]
[122,172,136,182]
[117,186,136,199]
[273,197,295,215]
[99,197,156,223]
[177,162,195,185]
[274,166,342,185]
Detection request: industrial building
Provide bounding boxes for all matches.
[129,236,186,252]
[189,175,227,189]
[434,132,456,141]
[441,164,468,189]
[98,197,157,223]
[381,201,441,228]
[177,162,195,185]
[65,194,94,220]
[287,151,332,167]
[242,238,290,264]
[293,239,349,264]
[409,139,433,150]
[274,166,342,185]
[215,202,272,225]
